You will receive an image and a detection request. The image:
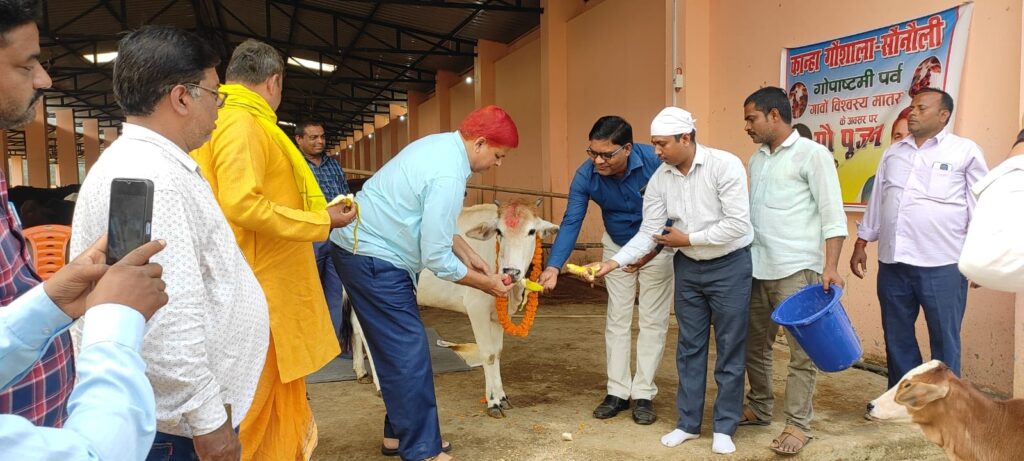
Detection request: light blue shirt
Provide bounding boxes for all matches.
[332,131,471,282]
[749,130,848,280]
[0,285,155,461]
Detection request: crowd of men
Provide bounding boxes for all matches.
[1,0,1022,460]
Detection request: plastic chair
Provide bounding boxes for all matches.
[22,224,72,281]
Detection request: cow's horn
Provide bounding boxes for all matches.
[533,197,544,208]
[493,199,501,207]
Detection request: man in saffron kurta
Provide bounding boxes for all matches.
[191,39,357,461]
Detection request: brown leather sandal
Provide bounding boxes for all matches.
[738,405,770,426]
[770,425,811,455]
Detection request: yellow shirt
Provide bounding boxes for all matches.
[192,107,339,383]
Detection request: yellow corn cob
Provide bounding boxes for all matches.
[521,279,544,292]
[566,263,597,279]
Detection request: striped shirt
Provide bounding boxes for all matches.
[0,170,74,427]
[612,144,753,265]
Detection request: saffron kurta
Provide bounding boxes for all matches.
[192,103,339,460]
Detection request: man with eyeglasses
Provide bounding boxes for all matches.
[538,116,674,425]
[69,25,272,461]
[294,120,351,350]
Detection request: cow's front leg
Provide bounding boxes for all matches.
[467,302,504,418]
[351,311,381,394]
[489,314,511,411]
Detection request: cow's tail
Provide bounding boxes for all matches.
[339,288,354,354]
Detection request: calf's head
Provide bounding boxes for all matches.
[465,198,558,283]
[866,360,945,423]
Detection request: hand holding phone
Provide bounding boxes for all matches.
[107,178,155,265]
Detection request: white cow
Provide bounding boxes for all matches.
[349,199,558,418]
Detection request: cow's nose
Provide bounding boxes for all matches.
[502,268,521,280]
[866,402,874,413]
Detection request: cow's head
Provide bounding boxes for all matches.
[465,198,559,285]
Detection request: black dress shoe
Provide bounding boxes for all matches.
[593,395,630,419]
[632,399,657,425]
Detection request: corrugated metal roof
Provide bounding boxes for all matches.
[38,0,541,142]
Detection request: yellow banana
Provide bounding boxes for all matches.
[327,193,355,208]
[328,193,361,253]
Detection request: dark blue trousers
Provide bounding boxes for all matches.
[145,427,237,461]
[146,432,198,461]
[332,247,442,461]
[877,262,967,388]
[672,247,751,436]
[314,240,346,350]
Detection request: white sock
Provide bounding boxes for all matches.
[712,432,736,454]
[661,429,699,447]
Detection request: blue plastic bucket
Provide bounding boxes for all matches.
[771,284,862,372]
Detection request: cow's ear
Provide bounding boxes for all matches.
[537,220,559,238]
[465,220,499,241]
[895,381,949,411]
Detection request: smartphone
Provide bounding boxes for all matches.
[107,178,154,265]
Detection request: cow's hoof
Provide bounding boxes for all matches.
[356,375,373,384]
[499,397,513,410]
[487,406,506,418]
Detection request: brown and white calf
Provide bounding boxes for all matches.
[867,360,1024,460]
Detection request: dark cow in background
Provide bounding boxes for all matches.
[346,177,369,194]
[7,184,80,228]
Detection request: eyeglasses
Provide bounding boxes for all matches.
[586,143,628,161]
[184,83,228,108]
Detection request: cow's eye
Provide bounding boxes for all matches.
[528,229,536,236]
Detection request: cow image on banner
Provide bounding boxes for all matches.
[781,3,974,205]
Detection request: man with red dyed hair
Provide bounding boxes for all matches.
[331,105,516,461]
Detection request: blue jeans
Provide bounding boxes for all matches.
[332,248,442,461]
[315,240,347,350]
[877,262,967,388]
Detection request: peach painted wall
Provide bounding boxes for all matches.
[396,117,409,152]
[698,0,1023,393]
[379,124,392,163]
[494,38,543,205]
[450,79,476,127]
[417,96,441,140]
[563,0,670,261]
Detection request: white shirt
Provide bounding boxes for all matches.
[857,130,988,266]
[612,144,753,265]
[70,124,269,437]
[749,131,848,280]
[958,154,1024,292]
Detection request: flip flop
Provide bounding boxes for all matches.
[381,440,452,457]
[738,405,770,426]
[770,425,811,455]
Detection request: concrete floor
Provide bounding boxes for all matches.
[309,278,945,460]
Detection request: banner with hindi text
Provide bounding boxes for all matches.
[782,4,973,205]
